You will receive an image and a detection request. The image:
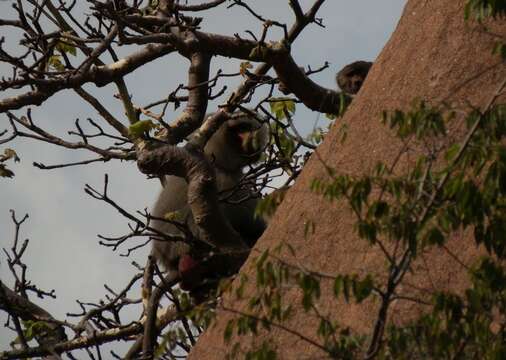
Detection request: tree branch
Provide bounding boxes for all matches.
[0,44,175,112]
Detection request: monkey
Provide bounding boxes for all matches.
[336,61,373,95]
[150,111,269,296]
[277,61,371,98]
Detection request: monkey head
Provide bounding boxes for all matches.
[336,61,373,95]
[204,112,269,173]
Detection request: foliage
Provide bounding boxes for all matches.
[19,320,53,343]
[382,258,506,359]
[269,98,296,120]
[128,119,158,139]
[223,95,506,357]
[465,0,506,20]
[0,148,20,178]
[0,1,505,359]
[465,0,506,60]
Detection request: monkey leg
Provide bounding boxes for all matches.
[177,250,249,303]
[178,254,206,291]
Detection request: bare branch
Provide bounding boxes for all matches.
[0,44,175,112]
[175,0,227,12]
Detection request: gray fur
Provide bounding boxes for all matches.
[151,112,269,275]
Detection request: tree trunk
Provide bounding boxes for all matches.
[189,1,506,358]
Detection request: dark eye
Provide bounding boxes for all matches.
[229,123,252,133]
[348,70,361,77]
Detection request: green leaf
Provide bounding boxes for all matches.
[245,341,277,360]
[493,42,506,60]
[240,61,253,76]
[256,249,269,268]
[342,275,351,302]
[464,0,506,20]
[303,219,315,238]
[338,92,351,117]
[333,276,343,298]
[306,128,325,145]
[224,319,235,342]
[22,320,52,342]
[353,275,374,303]
[1,148,20,162]
[370,201,389,218]
[48,55,65,71]
[249,45,268,59]
[445,144,460,162]
[128,120,156,138]
[163,210,184,222]
[269,98,296,120]
[0,164,14,178]
[357,221,377,243]
[425,227,445,246]
[298,274,320,310]
[56,40,77,56]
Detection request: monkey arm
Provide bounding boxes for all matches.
[138,144,249,254]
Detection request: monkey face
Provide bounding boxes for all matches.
[339,73,365,94]
[204,113,268,173]
[228,121,265,159]
[336,61,373,95]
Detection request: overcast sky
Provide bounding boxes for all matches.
[0,0,406,353]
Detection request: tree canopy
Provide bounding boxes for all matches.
[1,1,505,359]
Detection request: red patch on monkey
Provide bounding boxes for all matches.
[178,254,205,291]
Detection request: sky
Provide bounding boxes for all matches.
[0,0,407,353]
